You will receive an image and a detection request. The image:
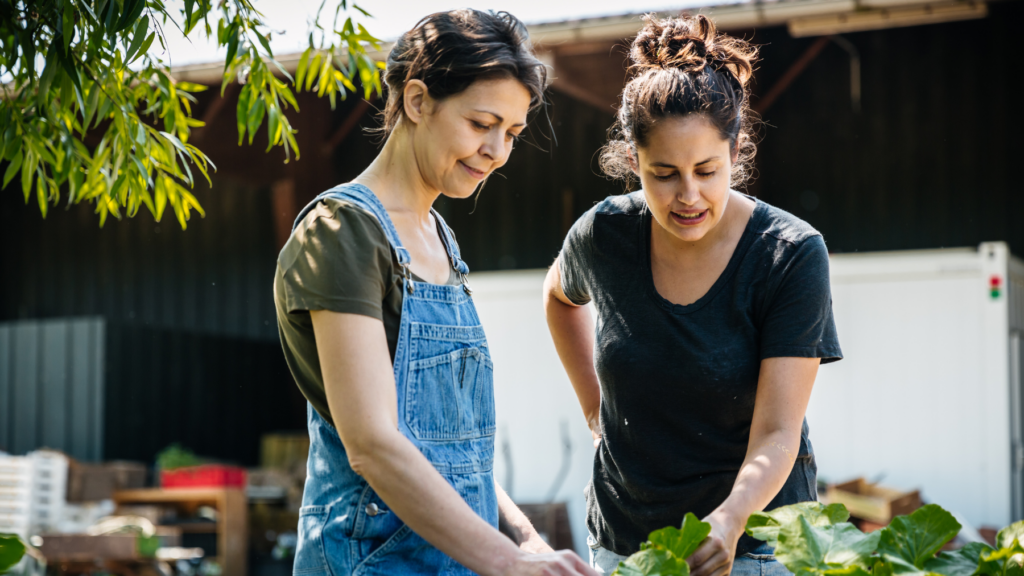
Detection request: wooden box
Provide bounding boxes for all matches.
[826,478,922,525]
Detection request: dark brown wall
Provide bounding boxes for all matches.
[739,1,1023,255]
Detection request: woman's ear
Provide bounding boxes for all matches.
[628,148,640,176]
[731,140,740,164]
[403,80,429,126]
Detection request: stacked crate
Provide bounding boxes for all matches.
[0,454,34,538]
[27,450,68,534]
[0,450,69,538]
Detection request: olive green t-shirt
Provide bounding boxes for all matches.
[274,197,459,427]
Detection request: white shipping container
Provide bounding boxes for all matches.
[809,241,1024,529]
[470,241,1023,554]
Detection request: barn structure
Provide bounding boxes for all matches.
[1,0,1021,538]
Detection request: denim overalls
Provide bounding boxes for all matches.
[291,184,497,575]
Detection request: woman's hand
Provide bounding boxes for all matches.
[687,510,744,576]
[502,550,600,576]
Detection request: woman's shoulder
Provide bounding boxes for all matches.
[591,191,647,217]
[280,195,390,273]
[748,197,824,249]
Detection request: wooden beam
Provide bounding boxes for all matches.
[752,35,832,115]
[321,98,375,156]
[550,77,615,112]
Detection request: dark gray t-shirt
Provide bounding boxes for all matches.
[559,192,842,557]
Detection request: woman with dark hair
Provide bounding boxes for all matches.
[275,10,598,576]
[544,14,843,576]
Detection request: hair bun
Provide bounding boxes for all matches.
[629,14,754,86]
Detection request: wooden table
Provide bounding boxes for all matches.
[113,488,247,576]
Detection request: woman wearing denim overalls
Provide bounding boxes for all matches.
[544,14,843,576]
[274,10,598,576]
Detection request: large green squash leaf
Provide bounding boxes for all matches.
[998,522,1024,551]
[612,513,711,576]
[923,542,994,576]
[877,505,961,570]
[614,548,688,576]
[747,502,851,547]
[646,513,713,561]
[0,534,26,573]
[775,516,881,575]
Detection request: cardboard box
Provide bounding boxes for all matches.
[66,462,117,502]
[826,478,922,525]
[38,533,138,561]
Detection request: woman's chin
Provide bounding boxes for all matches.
[441,184,481,200]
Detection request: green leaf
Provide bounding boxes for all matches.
[125,16,150,63]
[999,522,1024,551]
[3,149,22,188]
[775,517,881,574]
[246,98,265,145]
[63,2,74,53]
[296,48,311,90]
[0,533,26,572]
[877,505,962,570]
[648,513,712,561]
[133,32,156,65]
[747,502,851,548]
[612,547,688,576]
[922,542,994,576]
[224,25,240,71]
[254,30,273,57]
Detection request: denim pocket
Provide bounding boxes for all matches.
[294,506,331,575]
[405,347,495,440]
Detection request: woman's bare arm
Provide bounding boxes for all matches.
[543,261,602,446]
[688,356,821,576]
[495,481,553,554]
[310,310,597,576]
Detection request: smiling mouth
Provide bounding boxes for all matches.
[459,161,486,179]
[670,210,708,225]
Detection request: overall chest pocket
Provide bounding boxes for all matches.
[404,323,495,441]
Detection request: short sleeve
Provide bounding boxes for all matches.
[558,209,596,305]
[276,200,393,320]
[759,235,843,363]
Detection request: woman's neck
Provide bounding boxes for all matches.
[353,124,438,226]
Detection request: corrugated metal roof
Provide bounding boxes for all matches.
[169,0,995,84]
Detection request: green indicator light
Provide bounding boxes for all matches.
[991,288,1002,300]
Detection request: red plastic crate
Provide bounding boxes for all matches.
[160,465,247,489]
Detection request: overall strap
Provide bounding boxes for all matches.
[292,183,412,270]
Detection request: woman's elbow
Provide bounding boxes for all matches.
[343,427,401,478]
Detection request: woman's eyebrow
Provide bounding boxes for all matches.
[695,156,721,166]
[473,109,526,127]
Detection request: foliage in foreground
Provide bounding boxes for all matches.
[612,502,1024,576]
[0,534,26,574]
[0,0,384,228]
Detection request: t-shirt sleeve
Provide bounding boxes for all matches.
[558,208,596,305]
[276,201,393,320]
[759,235,843,363]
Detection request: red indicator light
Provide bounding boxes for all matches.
[991,275,1002,287]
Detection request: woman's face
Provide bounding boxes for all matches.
[412,77,531,199]
[636,115,735,244]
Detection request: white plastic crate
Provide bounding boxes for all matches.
[26,450,68,534]
[0,454,33,538]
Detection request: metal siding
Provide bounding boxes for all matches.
[0,318,105,460]
[12,322,40,454]
[68,320,94,460]
[0,325,10,452]
[40,321,69,450]
[0,180,280,341]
